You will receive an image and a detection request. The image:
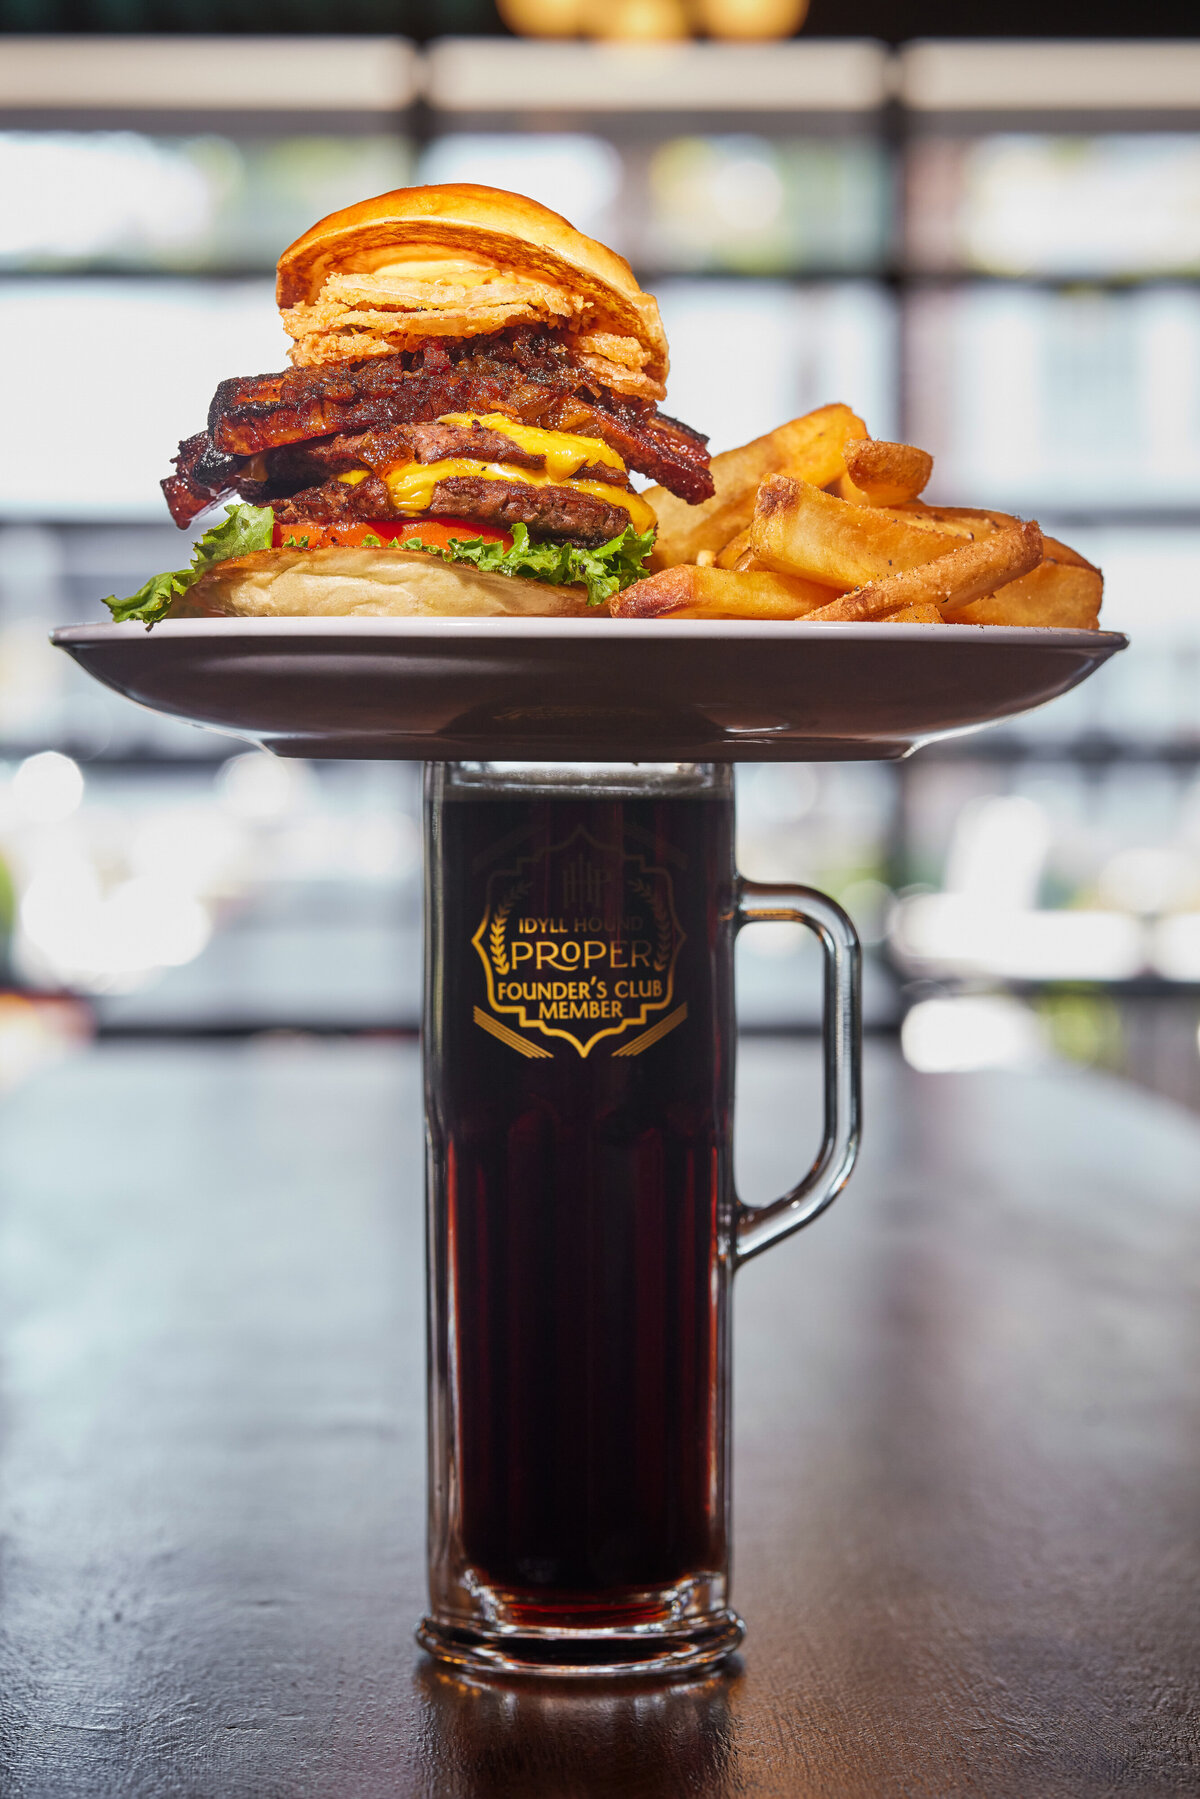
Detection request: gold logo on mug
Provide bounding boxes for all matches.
[472,827,685,1058]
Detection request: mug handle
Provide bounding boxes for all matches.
[733,880,862,1266]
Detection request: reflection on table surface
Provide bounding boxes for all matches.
[0,1034,1197,1795]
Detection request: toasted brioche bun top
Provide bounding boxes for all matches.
[276,183,668,387]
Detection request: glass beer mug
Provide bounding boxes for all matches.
[420,761,860,1677]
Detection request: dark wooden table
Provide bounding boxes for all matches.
[1,1037,1198,1797]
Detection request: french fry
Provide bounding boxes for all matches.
[750,478,968,588]
[611,564,833,620]
[946,537,1102,629]
[881,601,944,623]
[645,403,866,571]
[837,437,933,508]
[713,529,772,574]
[714,528,752,570]
[632,408,1101,629]
[897,509,1102,627]
[805,521,1044,623]
[900,503,1008,538]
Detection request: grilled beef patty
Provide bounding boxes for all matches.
[164,328,710,529]
[273,473,633,545]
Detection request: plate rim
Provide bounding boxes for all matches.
[51,618,1129,652]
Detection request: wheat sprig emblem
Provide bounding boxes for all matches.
[632,876,673,973]
[487,881,528,976]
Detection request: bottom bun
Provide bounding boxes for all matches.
[179,546,593,619]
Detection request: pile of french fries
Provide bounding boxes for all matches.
[612,404,1102,627]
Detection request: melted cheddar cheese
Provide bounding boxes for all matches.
[436,413,627,481]
[333,413,655,535]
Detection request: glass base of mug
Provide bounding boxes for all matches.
[416,1608,745,1680]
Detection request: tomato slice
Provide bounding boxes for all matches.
[272,516,513,553]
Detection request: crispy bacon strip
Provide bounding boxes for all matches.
[162,331,712,527]
[162,432,246,528]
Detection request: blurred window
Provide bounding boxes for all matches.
[656,279,898,452]
[643,135,891,274]
[1016,524,1200,744]
[907,134,1200,278]
[906,283,1200,512]
[0,279,281,519]
[0,133,413,273]
[0,751,422,1027]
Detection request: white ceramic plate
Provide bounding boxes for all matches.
[53,617,1127,762]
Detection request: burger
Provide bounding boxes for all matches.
[105,185,714,624]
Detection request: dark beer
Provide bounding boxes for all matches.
[425,770,736,1620]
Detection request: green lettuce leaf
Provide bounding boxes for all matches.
[103,503,275,626]
[400,523,655,608]
[104,568,189,626]
[102,508,652,623]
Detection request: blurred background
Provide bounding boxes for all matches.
[0,22,1198,1105]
